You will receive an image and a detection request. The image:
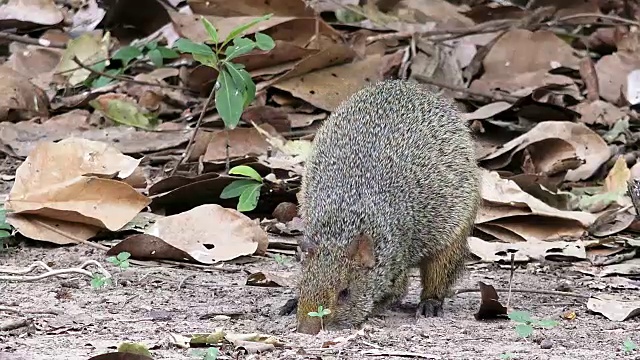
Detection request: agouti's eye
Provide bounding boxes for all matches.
[337,288,350,303]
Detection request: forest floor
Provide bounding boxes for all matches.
[1,242,638,360]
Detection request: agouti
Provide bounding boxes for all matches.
[295,79,481,335]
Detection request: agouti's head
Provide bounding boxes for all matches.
[295,233,376,335]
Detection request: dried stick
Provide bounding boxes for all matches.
[0,260,111,282]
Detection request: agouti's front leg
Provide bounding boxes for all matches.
[416,234,469,317]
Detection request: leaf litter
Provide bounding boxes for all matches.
[0,0,640,359]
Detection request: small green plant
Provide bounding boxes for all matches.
[508,311,559,339]
[107,251,131,270]
[220,165,263,212]
[173,15,275,129]
[499,353,515,360]
[90,273,112,289]
[623,338,637,353]
[190,347,219,360]
[0,207,13,250]
[308,305,331,331]
[90,40,179,88]
[273,253,291,266]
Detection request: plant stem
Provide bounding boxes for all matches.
[225,128,230,172]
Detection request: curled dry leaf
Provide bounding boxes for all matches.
[595,52,640,104]
[5,138,150,239]
[479,121,610,182]
[0,66,49,122]
[477,170,596,242]
[481,29,580,81]
[468,236,587,263]
[587,294,640,321]
[272,54,387,111]
[474,281,508,320]
[144,204,268,264]
[0,0,64,26]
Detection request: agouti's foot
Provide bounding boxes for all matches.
[415,298,444,318]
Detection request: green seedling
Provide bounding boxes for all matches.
[91,40,179,89]
[220,165,264,212]
[623,338,637,353]
[90,273,112,289]
[107,251,131,270]
[273,254,291,266]
[190,347,219,360]
[0,207,14,251]
[508,311,559,339]
[173,15,275,130]
[308,305,331,332]
[499,353,515,360]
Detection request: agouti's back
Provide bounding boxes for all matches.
[296,79,480,335]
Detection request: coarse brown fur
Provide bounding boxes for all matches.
[295,79,481,335]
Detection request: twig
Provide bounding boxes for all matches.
[71,56,190,91]
[506,252,515,309]
[553,12,640,27]
[169,85,217,176]
[454,287,590,299]
[413,74,520,103]
[0,260,111,282]
[0,31,66,48]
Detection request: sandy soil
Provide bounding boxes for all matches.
[1,241,638,360]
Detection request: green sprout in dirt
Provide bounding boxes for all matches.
[273,253,291,267]
[0,207,14,251]
[623,338,637,354]
[220,165,263,212]
[499,353,515,360]
[107,251,132,270]
[190,347,219,360]
[508,311,559,339]
[172,14,276,171]
[90,273,112,289]
[308,305,331,331]
[90,40,179,89]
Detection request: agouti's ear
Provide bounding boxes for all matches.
[347,233,375,269]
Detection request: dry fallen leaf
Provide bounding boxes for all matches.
[5,138,150,239]
[587,294,640,321]
[0,0,64,26]
[0,65,50,122]
[144,204,268,264]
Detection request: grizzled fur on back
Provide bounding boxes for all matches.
[296,79,481,333]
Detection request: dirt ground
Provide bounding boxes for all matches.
[1,241,639,360]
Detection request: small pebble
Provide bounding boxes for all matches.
[540,339,553,349]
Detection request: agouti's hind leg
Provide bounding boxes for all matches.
[416,233,469,317]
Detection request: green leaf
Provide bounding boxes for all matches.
[119,260,130,269]
[106,256,119,265]
[145,41,158,50]
[147,49,164,67]
[156,46,179,59]
[508,311,532,324]
[174,38,215,56]
[322,308,331,315]
[113,46,143,66]
[0,230,10,238]
[220,179,259,199]
[204,347,219,360]
[515,324,533,338]
[117,252,131,261]
[193,53,218,68]
[224,14,273,45]
[254,32,275,51]
[224,37,256,61]
[535,319,559,328]
[623,338,637,353]
[89,97,157,130]
[91,68,122,89]
[229,165,262,182]
[225,62,255,107]
[237,183,261,212]
[202,16,219,43]
[307,311,319,317]
[215,69,244,128]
